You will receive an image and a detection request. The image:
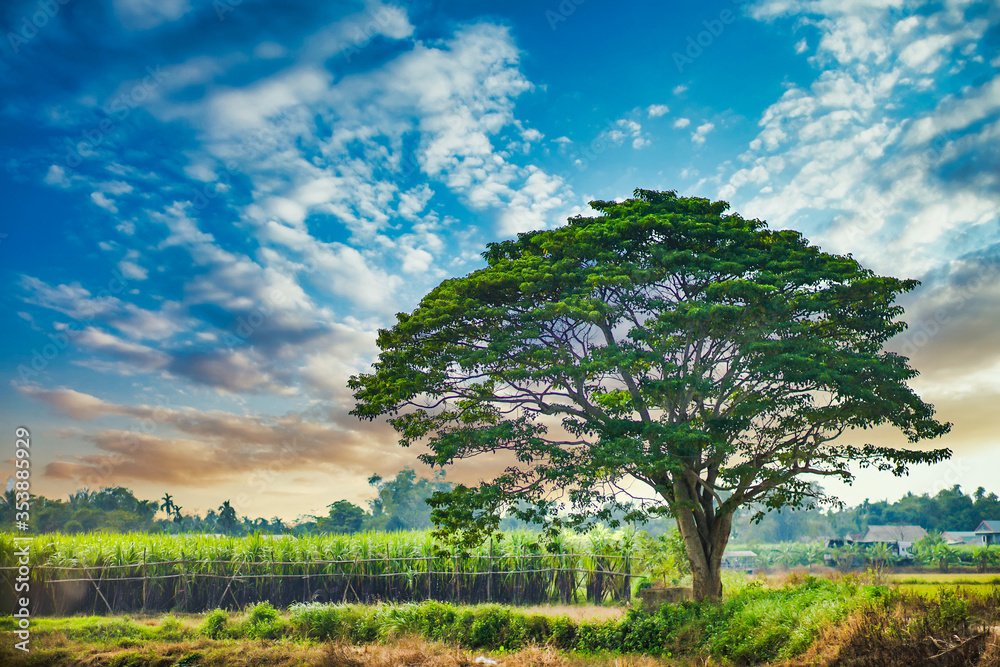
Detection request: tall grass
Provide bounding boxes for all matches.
[0,529,640,615]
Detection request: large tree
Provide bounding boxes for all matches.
[350,189,950,600]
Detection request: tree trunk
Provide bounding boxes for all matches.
[672,483,733,602]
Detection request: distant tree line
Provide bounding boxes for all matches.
[0,467,452,536]
[3,477,996,541]
[734,484,1000,543]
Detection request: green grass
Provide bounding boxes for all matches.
[895,583,1000,598]
[886,572,1000,584]
[7,578,997,666]
[0,576,875,662]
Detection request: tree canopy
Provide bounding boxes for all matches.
[350,188,950,599]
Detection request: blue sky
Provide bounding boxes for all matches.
[2,0,999,522]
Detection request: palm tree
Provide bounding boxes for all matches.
[865,543,896,577]
[933,544,958,573]
[774,543,800,570]
[217,500,239,535]
[171,504,184,530]
[160,493,175,515]
[835,543,863,571]
[802,543,826,571]
[972,546,998,573]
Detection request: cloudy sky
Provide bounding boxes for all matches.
[2,0,998,523]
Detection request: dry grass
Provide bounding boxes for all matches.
[317,638,569,667]
[772,590,1000,667]
[0,633,708,667]
[520,604,630,621]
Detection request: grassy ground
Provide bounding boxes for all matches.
[883,572,1000,598]
[885,572,1000,584]
[0,613,699,667]
[896,583,1000,597]
[4,576,999,666]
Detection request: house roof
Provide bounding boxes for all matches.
[722,551,757,558]
[975,520,1000,534]
[856,525,927,543]
[942,531,978,545]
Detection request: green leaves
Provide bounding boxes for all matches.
[350,188,951,578]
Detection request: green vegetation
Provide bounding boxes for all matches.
[0,527,643,614]
[887,573,1000,584]
[735,483,1000,543]
[3,476,996,547]
[284,576,878,662]
[0,468,454,536]
[3,578,998,666]
[350,188,951,602]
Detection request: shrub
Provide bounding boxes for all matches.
[548,615,576,649]
[468,605,527,650]
[201,608,230,639]
[237,601,289,640]
[156,613,188,641]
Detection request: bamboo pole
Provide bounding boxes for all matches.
[82,565,114,614]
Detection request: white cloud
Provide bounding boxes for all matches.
[91,192,118,213]
[253,42,287,60]
[76,327,170,371]
[672,85,688,95]
[720,0,1000,287]
[521,127,544,142]
[604,118,648,150]
[117,260,148,281]
[904,74,1000,146]
[112,0,191,30]
[647,104,670,118]
[44,165,70,187]
[673,117,691,128]
[691,122,715,145]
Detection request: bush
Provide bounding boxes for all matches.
[230,579,885,661]
[201,608,229,639]
[468,605,527,650]
[237,601,289,640]
[156,614,189,641]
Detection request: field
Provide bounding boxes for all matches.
[886,572,1000,584]
[884,572,1000,599]
[0,530,643,615]
[6,531,1000,665]
[3,576,1000,666]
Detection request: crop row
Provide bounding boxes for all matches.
[0,529,643,614]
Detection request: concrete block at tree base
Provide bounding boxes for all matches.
[637,587,693,611]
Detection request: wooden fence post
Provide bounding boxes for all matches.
[141,548,147,613]
[180,550,186,611]
[487,538,493,603]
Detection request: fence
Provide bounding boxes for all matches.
[1,553,636,615]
